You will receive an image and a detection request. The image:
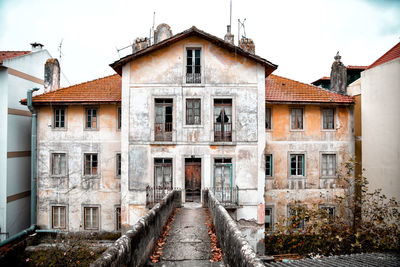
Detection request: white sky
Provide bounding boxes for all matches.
[0,0,399,86]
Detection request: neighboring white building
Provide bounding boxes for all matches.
[361,42,400,201]
[0,44,52,241]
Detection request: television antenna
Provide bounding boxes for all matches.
[58,39,64,62]
[238,18,247,40]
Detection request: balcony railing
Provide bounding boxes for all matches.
[146,186,181,207]
[154,122,172,141]
[214,122,232,142]
[186,73,201,84]
[211,186,239,208]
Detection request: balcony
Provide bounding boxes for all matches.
[214,122,232,142]
[154,122,172,141]
[186,73,201,84]
[210,186,239,209]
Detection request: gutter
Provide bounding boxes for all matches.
[0,88,58,248]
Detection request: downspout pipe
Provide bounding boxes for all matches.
[0,88,58,248]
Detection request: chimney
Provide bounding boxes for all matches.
[44,58,60,93]
[329,52,347,94]
[239,37,255,54]
[30,42,44,52]
[154,23,172,44]
[132,37,149,53]
[224,25,234,45]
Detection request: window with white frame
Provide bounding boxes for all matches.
[320,205,336,222]
[186,99,201,125]
[265,207,273,230]
[265,154,273,177]
[288,205,305,229]
[53,107,66,129]
[154,158,173,189]
[290,154,305,176]
[321,154,336,177]
[52,206,66,229]
[186,48,201,83]
[85,108,98,129]
[322,108,334,129]
[51,153,67,176]
[84,206,99,230]
[290,108,303,130]
[84,153,98,176]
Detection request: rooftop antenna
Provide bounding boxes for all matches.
[229,0,232,28]
[149,11,156,45]
[58,39,64,62]
[238,18,246,44]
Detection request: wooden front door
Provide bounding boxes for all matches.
[185,159,201,202]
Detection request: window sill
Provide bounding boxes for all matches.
[182,83,205,87]
[289,129,305,132]
[84,128,99,131]
[183,124,203,128]
[265,129,273,132]
[52,128,67,131]
[150,141,177,145]
[321,129,336,132]
[288,176,307,179]
[50,175,68,179]
[82,175,100,179]
[265,176,274,179]
[210,141,236,146]
[320,176,338,179]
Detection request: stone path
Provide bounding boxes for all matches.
[154,202,225,267]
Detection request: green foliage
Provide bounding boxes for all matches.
[265,162,400,257]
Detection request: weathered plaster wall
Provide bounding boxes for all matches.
[362,58,400,201]
[36,104,121,231]
[121,36,266,252]
[265,104,354,224]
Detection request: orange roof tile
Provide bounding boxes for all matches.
[266,74,354,104]
[367,42,400,70]
[346,65,367,70]
[22,74,121,105]
[0,51,31,64]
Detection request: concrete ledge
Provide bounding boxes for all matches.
[91,190,182,267]
[203,189,264,267]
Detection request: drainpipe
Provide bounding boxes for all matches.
[27,88,39,226]
[0,88,58,247]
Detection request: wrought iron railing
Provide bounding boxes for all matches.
[214,122,232,142]
[154,122,172,141]
[146,186,181,207]
[211,186,239,207]
[186,73,201,83]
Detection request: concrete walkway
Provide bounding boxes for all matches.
[154,202,225,267]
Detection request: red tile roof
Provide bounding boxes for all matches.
[21,74,121,105]
[0,51,31,64]
[266,74,354,104]
[367,42,400,70]
[346,65,367,70]
[311,76,330,84]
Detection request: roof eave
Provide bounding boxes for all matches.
[265,100,354,105]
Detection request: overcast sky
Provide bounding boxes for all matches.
[1,0,399,86]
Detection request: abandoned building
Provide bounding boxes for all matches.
[20,24,355,253]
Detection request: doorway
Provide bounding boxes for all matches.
[185,158,201,202]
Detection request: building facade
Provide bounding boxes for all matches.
[0,45,54,241]
[23,25,355,253]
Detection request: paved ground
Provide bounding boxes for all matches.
[154,202,225,267]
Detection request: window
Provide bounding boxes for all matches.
[52,206,66,229]
[186,48,201,83]
[290,108,303,130]
[154,158,173,189]
[320,206,335,222]
[51,153,67,176]
[155,99,173,141]
[322,108,334,129]
[186,99,201,125]
[117,107,121,130]
[84,153,98,176]
[214,99,232,142]
[265,108,271,130]
[288,206,305,230]
[85,108,98,129]
[321,154,336,177]
[84,207,99,230]
[214,158,232,188]
[265,207,273,230]
[290,154,305,176]
[115,207,121,231]
[265,154,273,177]
[53,108,66,129]
[116,153,121,178]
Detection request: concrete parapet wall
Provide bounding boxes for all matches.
[91,190,182,267]
[203,189,264,267]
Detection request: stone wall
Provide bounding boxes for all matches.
[203,189,264,267]
[90,190,182,267]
